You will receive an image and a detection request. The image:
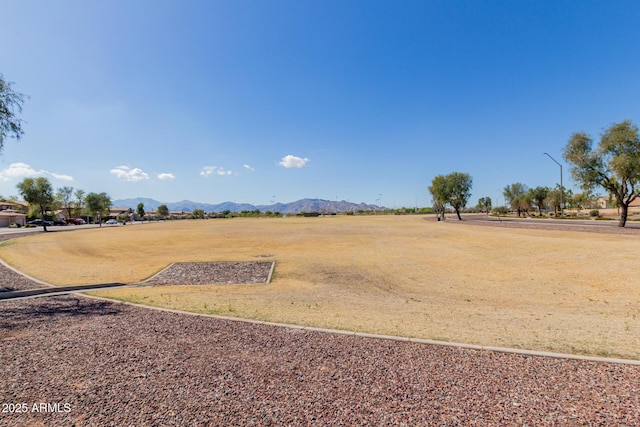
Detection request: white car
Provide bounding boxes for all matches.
[105,219,118,225]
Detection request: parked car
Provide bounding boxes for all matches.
[105,219,118,225]
[66,218,85,225]
[27,219,54,226]
[52,219,67,226]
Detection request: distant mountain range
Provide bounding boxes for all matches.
[112,197,384,214]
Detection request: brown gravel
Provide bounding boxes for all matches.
[1,262,639,425]
[141,262,275,286]
[0,232,50,293]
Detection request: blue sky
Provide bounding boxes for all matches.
[1,1,639,208]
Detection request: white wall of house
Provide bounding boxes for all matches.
[0,211,26,227]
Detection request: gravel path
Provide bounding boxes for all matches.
[1,262,639,425]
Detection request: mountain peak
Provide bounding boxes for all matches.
[112,197,383,214]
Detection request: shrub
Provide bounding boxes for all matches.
[589,209,599,217]
[491,206,508,215]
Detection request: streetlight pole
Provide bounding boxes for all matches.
[544,153,563,217]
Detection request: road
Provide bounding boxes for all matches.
[455,213,640,232]
[0,222,144,236]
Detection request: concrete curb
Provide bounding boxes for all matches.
[0,283,130,300]
[266,261,276,284]
[136,262,176,285]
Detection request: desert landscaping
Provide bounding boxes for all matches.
[1,215,638,360]
[1,215,640,425]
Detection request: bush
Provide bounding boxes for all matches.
[8,222,21,228]
[589,209,599,217]
[491,206,508,215]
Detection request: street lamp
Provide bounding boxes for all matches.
[544,152,563,217]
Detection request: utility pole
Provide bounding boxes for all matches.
[544,152,564,217]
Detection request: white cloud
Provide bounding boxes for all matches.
[279,155,309,168]
[0,163,38,179]
[157,173,176,180]
[0,162,74,182]
[110,166,150,182]
[49,172,74,182]
[243,164,255,172]
[200,166,232,176]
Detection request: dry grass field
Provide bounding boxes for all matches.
[1,215,638,359]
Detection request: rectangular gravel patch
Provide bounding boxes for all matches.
[139,261,275,286]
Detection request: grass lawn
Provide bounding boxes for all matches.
[1,215,638,359]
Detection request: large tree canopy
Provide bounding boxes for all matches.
[564,120,640,227]
[502,182,528,217]
[529,186,549,216]
[157,204,169,218]
[429,172,473,220]
[85,192,112,226]
[57,186,75,219]
[17,177,54,231]
[0,74,27,151]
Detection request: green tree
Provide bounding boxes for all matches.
[513,192,532,217]
[503,183,528,216]
[503,183,526,206]
[429,175,449,220]
[85,192,112,226]
[16,177,54,231]
[157,204,169,218]
[0,74,27,151]
[571,192,593,212]
[563,188,575,210]
[545,185,565,216]
[528,186,549,216]
[56,186,75,219]
[192,208,205,219]
[136,202,145,220]
[564,120,640,227]
[477,197,492,212]
[429,172,473,220]
[73,189,85,219]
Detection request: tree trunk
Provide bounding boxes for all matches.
[41,207,48,232]
[618,203,629,227]
[455,207,462,220]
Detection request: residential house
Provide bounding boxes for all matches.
[107,207,133,221]
[595,195,640,213]
[0,201,26,227]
